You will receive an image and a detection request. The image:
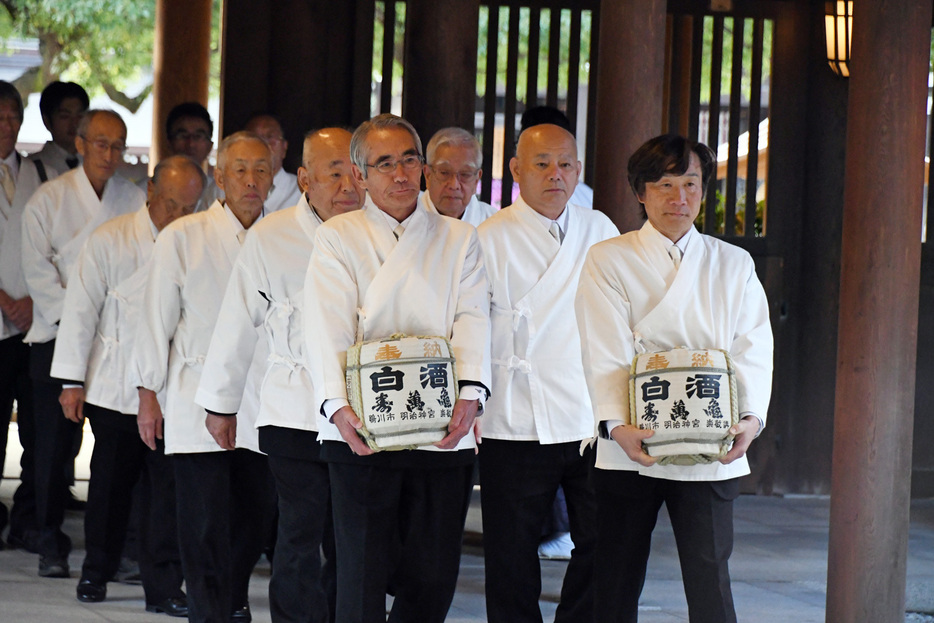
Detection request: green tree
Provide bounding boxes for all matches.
[0,0,222,112]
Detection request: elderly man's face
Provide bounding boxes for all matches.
[215,138,273,227]
[76,113,126,192]
[147,166,204,231]
[0,99,23,159]
[45,97,85,153]
[423,144,481,219]
[169,117,214,164]
[353,127,421,218]
[639,151,703,243]
[299,129,363,222]
[510,124,580,219]
[245,116,287,175]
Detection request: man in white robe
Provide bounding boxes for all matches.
[304,114,490,623]
[575,134,773,623]
[29,81,89,178]
[244,113,301,213]
[131,133,277,623]
[50,156,204,613]
[0,81,57,553]
[477,123,618,623]
[196,128,363,623]
[22,109,144,577]
[419,126,496,227]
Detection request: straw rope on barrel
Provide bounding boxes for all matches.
[346,334,459,452]
[628,348,738,466]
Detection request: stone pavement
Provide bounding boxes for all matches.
[1,475,933,622]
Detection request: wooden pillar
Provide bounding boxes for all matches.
[826,0,932,621]
[151,0,212,168]
[220,0,362,172]
[402,0,480,144]
[592,0,665,231]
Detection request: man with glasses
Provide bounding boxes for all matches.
[21,109,144,578]
[304,113,490,623]
[30,81,89,178]
[243,113,301,213]
[420,127,496,226]
[164,102,218,210]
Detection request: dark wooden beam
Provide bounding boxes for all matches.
[592,0,665,230]
[826,0,932,620]
[402,0,480,144]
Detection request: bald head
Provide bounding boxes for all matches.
[509,123,581,219]
[147,155,207,231]
[298,128,363,222]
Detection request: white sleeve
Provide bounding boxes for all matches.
[130,230,183,393]
[21,194,66,326]
[195,235,265,413]
[50,236,107,382]
[575,244,635,427]
[449,228,492,389]
[303,226,359,411]
[729,260,774,427]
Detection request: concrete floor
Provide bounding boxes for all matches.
[1,422,933,622]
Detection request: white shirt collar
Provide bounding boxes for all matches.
[645,219,696,255]
[525,200,570,239]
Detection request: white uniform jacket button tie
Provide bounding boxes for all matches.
[507,355,532,374]
[267,352,303,373]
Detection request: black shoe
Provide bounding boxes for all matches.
[7,530,40,553]
[38,556,70,578]
[230,604,252,622]
[146,597,189,617]
[76,578,106,602]
[114,557,141,584]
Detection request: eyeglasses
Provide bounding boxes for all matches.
[171,131,212,144]
[429,166,479,184]
[366,154,423,175]
[81,136,127,154]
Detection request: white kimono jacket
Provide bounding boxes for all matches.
[575,221,774,481]
[29,141,78,178]
[478,197,618,444]
[21,167,145,344]
[0,156,54,340]
[419,191,497,228]
[51,205,159,415]
[303,196,491,452]
[196,196,320,432]
[264,168,302,214]
[131,201,266,454]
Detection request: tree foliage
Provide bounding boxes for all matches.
[0,0,221,112]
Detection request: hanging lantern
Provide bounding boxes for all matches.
[825,1,853,77]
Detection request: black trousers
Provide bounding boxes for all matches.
[82,404,184,603]
[173,448,276,623]
[592,469,740,623]
[30,339,80,559]
[479,439,597,623]
[327,446,474,623]
[260,425,335,623]
[0,334,33,537]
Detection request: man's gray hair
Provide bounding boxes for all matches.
[425,127,482,169]
[350,113,422,179]
[216,131,270,170]
[152,154,207,190]
[77,109,126,138]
